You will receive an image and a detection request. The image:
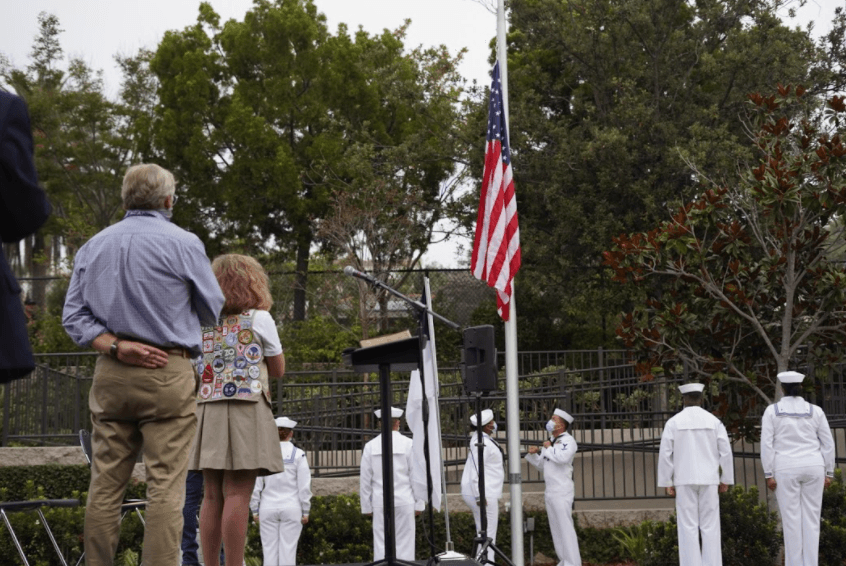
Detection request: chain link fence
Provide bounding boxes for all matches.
[265,268,494,364]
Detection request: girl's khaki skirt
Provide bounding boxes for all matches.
[189,397,283,476]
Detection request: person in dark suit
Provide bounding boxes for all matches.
[0,90,51,383]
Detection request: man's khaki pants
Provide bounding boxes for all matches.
[84,354,197,566]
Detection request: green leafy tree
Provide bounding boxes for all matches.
[150,1,468,324]
[150,0,329,320]
[604,88,846,424]
[486,0,829,349]
[315,27,469,337]
[1,13,159,316]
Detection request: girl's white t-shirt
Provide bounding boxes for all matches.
[250,309,283,357]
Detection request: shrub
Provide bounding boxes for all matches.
[0,465,91,501]
[719,485,780,566]
[1,465,805,566]
[641,517,678,566]
[0,472,147,566]
[611,521,655,564]
[641,485,780,566]
[297,494,373,564]
[821,468,846,565]
[0,465,145,502]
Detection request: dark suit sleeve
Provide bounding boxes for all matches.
[0,93,51,243]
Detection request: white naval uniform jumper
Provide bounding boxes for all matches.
[657,406,734,566]
[525,432,581,566]
[460,432,505,561]
[360,431,425,561]
[250,441,312,566]
[761,396,835,566]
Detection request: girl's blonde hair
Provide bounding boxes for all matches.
[212,254,273,315]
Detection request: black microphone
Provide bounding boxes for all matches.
[343,265,380,285]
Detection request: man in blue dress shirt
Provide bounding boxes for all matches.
[63,163,225,566]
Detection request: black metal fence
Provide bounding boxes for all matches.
[4,350,846,503]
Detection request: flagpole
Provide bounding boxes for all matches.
[497,2,525,566]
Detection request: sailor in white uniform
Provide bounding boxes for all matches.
[525,409,582,566]
[460,408,504,562]
[761,370,835,566]
[360,407,425,561]
[250,417,312,566]
[658,383,733,566]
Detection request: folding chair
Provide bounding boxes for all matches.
[0,498,81,566]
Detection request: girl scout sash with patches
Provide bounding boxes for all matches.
[197,311,271,404]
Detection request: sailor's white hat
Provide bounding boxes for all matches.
[374,407,404,419]
[469,409,495,427]
[274,416,297,428]
[554,408,574,424]
[777,371,805,384]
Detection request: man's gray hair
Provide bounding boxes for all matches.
[122,164,175,210]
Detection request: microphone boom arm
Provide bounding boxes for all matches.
[345,267,461,331]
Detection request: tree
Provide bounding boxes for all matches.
[315,30,469,336]
[489,0,829,349]
[1,13,158,309]
[150,1,467,324]
[150,0,329,320]
[604,87,846,429]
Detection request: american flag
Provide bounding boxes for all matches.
[471,61,521,321]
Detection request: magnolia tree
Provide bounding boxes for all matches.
[604,87,846,426]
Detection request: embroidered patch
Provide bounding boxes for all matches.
[245,344,262,363]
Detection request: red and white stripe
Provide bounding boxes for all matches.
[471,137,521,321]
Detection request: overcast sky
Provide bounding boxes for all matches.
[0,0,840,267]
[0,0,500,267]
[0,0,498,97]
[1,0,837,92]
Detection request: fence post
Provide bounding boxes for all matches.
[331,369,338,452]
[808,360,816,405]
[654,369,668,432]
[558,368,567,404]
[74,372,81,434]
[598,347,605,381]
[2,382,9,446]
[598,347,607,430]
[41,365,48,446]
[276,376,283,416]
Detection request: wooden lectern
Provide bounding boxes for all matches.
[345,336,422,566]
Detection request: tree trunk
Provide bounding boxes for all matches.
[378,291,389,333]
[293,235,310,322]
[31,231,48,307]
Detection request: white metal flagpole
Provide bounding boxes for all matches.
[497,1,525,565]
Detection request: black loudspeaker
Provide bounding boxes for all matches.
[463,325,497,393]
